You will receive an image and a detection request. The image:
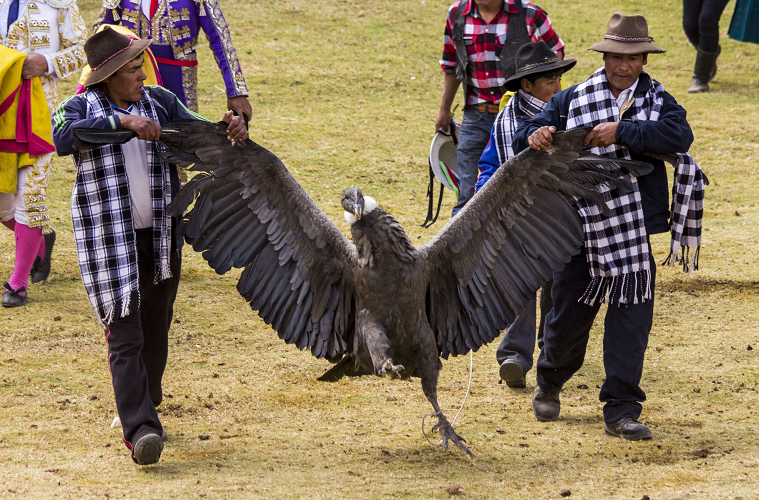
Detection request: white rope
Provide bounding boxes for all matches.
[422,349,474,446]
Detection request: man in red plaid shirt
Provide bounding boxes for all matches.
[435,0,564,216]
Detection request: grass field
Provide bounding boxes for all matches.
[1,0,759,498]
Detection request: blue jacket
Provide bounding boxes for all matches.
[512,73,694,234]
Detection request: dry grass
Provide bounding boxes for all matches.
[1,0,758,498]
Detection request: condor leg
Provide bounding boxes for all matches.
[414,312,472,457]
[356,310,404,378]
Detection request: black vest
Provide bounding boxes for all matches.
[452,0,531,94]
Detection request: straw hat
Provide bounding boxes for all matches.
[588,13,666,54]
[83,26,152,87]
[429,123,461,196]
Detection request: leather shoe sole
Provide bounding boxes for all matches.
[499,360,526,388]
[132,433,164,465]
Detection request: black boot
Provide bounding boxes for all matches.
[688,48,720,93]
[30,229,55,283]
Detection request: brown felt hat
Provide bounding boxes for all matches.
[588,13,666,55]
[504,42,576,92]
[83,26,152,87]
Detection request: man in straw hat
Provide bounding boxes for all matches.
[52,26,247,465]
[513,13,707,440]
[436,0,565,217]
[473,41,575,389]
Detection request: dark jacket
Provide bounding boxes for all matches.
[512,73,694,234]
[53,85,200,159]
[53,85,201,248]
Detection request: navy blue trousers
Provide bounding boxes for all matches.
[536,249,655,424]
[106,228,181,451]
[495,281,553,373]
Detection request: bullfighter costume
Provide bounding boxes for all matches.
[0,0,87,306]
[437,0,564,217]
[513,13,706,440]
[94,0,248,112]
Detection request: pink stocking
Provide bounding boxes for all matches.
[8,223,43,295]
[37,232,46,260]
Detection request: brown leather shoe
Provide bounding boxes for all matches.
[604,418,652,441]
[532,386,560,421]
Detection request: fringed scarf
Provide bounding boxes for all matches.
[566,68,705,306]
[493,90,546,164]
[71,88,173,327]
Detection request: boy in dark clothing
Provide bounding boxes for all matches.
[474,41,575,389]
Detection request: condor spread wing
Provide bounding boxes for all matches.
[419,128,653,358]
[162,120,358,360]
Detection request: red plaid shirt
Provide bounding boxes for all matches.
[440,0,565,105]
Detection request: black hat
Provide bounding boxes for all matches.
[504,42,576,92]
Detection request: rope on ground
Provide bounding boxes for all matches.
[422,349,473,447]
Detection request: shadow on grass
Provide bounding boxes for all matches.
[659,277,759,295]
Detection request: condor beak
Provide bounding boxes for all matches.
[353,204,362,220]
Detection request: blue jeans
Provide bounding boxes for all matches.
[452,106,497,216]
[536,248,655,424]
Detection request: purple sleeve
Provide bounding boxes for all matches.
[197,0,248,98]
[93,6,118,32]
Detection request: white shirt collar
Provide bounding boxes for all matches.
[615,77,639,108]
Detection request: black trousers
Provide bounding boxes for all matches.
[106,228,181,450]
[682,0,731,52]
[536,248,655,424]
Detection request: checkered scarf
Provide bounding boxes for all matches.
[566,68,705,306]
[493,90,546,164]
[71,88,173,327]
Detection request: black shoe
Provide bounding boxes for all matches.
[604,418,652,441]
[161,429,168,442]
[532,386,560,422]
[30,229,55,284]
[2,283,27,308]
[132,433,164,465]
[499,360,526,388]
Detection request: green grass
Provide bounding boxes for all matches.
[1,0,759,498]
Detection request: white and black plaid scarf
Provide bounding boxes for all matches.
[566,68,705,306]
[494,90,546,164]
[71,88,173,327]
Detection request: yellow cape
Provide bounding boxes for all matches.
[77,25,162,90]
[0,46,54,193]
